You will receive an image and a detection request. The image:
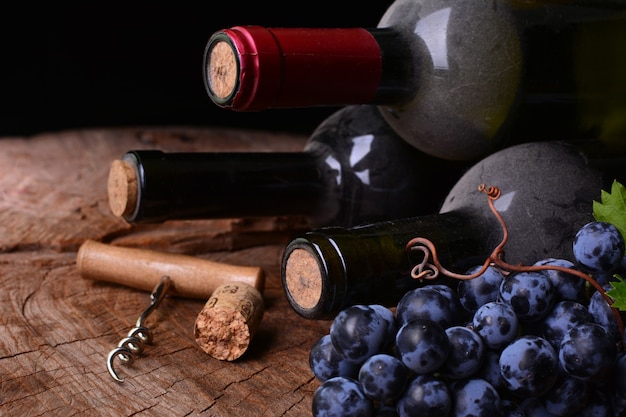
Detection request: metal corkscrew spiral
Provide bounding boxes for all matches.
[106,275,171,382]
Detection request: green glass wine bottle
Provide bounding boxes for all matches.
[280,141,625,319]
[107,105,468,228]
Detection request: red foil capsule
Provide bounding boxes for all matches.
[204,26,383,111]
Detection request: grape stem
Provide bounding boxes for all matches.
[406,183,625,351]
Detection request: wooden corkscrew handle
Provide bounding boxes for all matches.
[76,240,264,299]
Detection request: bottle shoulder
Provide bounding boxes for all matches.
[377,0,524,159]
[305,105,472,225]
[440,141,606,265]
[377,0,626,160]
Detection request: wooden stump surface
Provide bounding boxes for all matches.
[0,127,330,416]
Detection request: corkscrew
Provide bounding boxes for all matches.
[106,275,172,382]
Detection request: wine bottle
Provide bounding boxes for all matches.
[203,1,626,160]
[107,105,468,228]
[280,141,624,319]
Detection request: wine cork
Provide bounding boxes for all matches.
[194,282,264,361]
[107,159,138,218]
[283,248,322,310]
[207,40,238,100]
[77,240,264,299]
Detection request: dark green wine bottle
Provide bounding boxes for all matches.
[281,141,624,319]
[107,105,468,228]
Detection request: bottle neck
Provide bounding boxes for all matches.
[203,26,414,111]
[281,210,490,319]
[112,150,329,223]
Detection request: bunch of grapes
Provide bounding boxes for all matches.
[309,221,626,417]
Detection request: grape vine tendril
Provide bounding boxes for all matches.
[405,183,625,350]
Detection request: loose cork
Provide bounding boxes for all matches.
[207,40,238,99]
[76,240,264,299]
[283,248,322,310]
[107,159,138,218]
[194,282,264,361]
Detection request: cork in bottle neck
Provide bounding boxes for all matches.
[206,40,239,101]
[203,26,278,110]
[107,159,138,219]
[283,248,323,311]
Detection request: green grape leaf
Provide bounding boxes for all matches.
[606,275,626,311]
[593,180,626,243]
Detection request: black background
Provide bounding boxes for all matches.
[1,3,394,137]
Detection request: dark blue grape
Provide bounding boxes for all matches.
[357,353,408,403]
[612,395,626,417]
[396,374,451,417]
[457,265,505,313]
[500,399,525,417]
[312,376,374,417]
[616,353,626,399]
[442,325,485,379]
[429,284,467,324]
[395,319,449,374]
[499,335,558,397]
[577,386,614,417]
[369,304,398,348]
[329,305,388,364]
[309,334,359,381]
[396,287,454,328]
[558,323,617,382]
[375,405,400,417]
[449,378,501,417]
[592,272,618,286]
[588,288,622,343]
[519,397,556,417]
[619,253,626,271]
[573,221,625,274]
[539,300,592,350]
[477,349,505,391]
[498,270,555,322]
[472,301,519,350]
[541,373,589,416]
[533,257,586,302]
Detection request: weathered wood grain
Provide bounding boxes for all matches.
[0,128,328,416]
